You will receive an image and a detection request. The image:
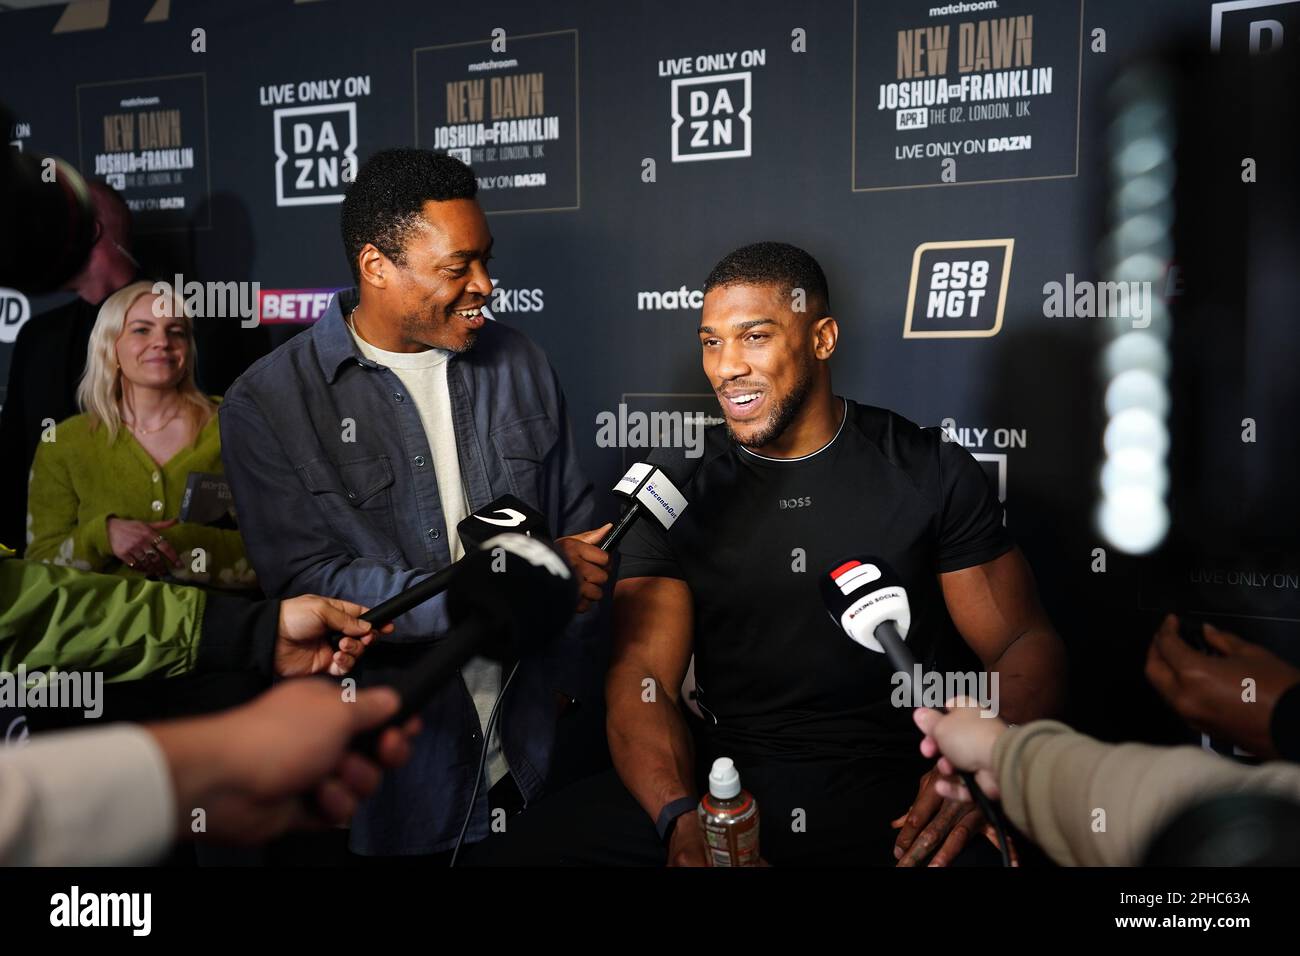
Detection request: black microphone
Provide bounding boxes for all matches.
[819,555,1013,867]
[455,493,552,553]
[352,532,576,755]
[598,448,699,552]
[354,495,550,631]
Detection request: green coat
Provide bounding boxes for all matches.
[25,401,256,589]
[0,547,278,681]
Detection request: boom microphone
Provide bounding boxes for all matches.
[455,493,552,553]
[352,532,576,754]
[339,495,550,641]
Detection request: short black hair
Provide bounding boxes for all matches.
[340,148,478,285]
[703,241,831,318]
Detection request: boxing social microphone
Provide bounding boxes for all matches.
[819,557,914,664]
[598,449,698,552]
[352,532,576,754]
[819,555,1013,867]
[346,495,550,636]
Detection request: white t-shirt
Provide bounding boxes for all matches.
[348,319,508,789]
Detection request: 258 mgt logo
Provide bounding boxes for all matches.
[904,239,1014,339]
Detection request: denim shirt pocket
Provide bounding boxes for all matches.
[297,455,400,560]
[489,414,558,507]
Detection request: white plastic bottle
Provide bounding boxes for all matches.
[697,757,760,866]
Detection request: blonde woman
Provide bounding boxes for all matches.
[26,280,255,588]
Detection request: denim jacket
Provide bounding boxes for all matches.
[219,288,597,855]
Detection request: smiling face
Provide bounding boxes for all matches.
[699,282,821,449]
[115,293,187,390]
[365,198,494,353]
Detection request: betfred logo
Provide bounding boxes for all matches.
[904,239,1014,339]
[274,103,358,206]
[259,289,343,324]
[0,288,31,344]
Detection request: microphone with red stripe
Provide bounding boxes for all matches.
[819,554,1012,867]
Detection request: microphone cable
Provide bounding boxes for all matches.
[931,703,1013,867]
[449,660,521,867]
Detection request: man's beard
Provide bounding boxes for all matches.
[401,308,479,354]
[448,327,478,354]
[724,367,812,449]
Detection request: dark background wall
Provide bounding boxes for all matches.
[3,0,1296,752]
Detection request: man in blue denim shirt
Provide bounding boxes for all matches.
[219,149,611,857]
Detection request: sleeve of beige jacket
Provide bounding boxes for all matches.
[0,724,176,866]
[992,719,1300,866]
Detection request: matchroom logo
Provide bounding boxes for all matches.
[903,239,1014,338]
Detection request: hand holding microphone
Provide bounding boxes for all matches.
[549,449,698,615]
[460,494,611,615]
[555,525,612,614]
[820,555,1014,867]
[912,699,1009,802]
[599,452,694,552]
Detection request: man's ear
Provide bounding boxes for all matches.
[813,316,839,360]
[358,243,390,290]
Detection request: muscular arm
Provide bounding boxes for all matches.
[940,547,1066,725]
[606,576,697,822]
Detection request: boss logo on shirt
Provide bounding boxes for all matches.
[778,497,812,509]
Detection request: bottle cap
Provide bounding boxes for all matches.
[708,757,741,799]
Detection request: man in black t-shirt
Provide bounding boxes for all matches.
[618,397,1016,767]
[471,242,1065,867]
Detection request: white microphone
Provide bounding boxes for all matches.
[820,554,1013,866]
[820,556,913,665]
[598,450,696,552]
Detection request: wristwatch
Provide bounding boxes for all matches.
[656,796,698,844]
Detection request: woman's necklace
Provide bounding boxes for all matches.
[124,403,182,436]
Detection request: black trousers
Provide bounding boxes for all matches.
[465,755,1008,867]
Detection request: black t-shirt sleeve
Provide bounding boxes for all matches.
[935,438,1013,573]
[616,512,685,581]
